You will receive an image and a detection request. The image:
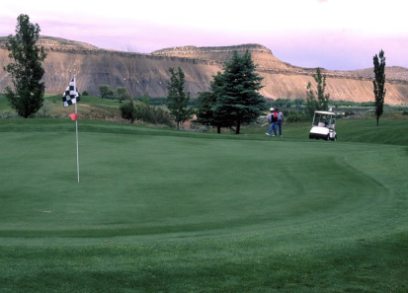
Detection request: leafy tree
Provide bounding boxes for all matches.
[373,50,386,126]
[305,83,319,118]
[166,67,190,130]
[99,85,115,99]
[116,87,130,103]
[306,67,330,117]
[213,50,265,134]
[4,14,46,118]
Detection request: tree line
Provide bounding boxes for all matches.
[3,14,388,127]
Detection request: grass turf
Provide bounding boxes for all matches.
[0,119,407,292]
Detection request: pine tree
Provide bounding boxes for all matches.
[196,73,231,133]
[4,14,46,118]
[166,67,190,130]
[214,51,265,134]
[196,91,216,127]
[373,50,386,126]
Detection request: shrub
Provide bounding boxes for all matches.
[119,101,135,123]
[120,101,173,126]
[133,103,173,127]
[286,111,308,122]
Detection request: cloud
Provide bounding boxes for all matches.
[1,0,407,69]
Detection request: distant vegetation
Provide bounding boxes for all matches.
[0,94,407,128]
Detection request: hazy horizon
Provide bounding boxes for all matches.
[1,0,407,70]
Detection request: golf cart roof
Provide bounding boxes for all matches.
[314,110,336,116]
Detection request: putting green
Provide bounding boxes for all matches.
[0,123,407,291]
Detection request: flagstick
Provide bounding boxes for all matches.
[75,102,80,183]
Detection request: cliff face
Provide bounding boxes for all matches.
[0,37,221,98]
[1,36,407,105]
[152,44,295,71]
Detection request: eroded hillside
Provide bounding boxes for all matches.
[0,36,407,104]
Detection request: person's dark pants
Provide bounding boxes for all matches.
[271,122,277,135]
[277,120,282,136]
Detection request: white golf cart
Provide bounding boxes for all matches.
[309,110,337,141]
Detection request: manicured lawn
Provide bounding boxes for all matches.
[0,119,407,292]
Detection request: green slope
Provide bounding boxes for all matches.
[0,120,407,292]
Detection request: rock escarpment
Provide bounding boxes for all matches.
[0,36,407,104]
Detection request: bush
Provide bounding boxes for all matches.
[133,103,173,127]
[286,111,308,122]
[119,101,135,123]
[120,101,173,126]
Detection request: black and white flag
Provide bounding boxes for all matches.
[62,76,81,183]
[62,77,80,107]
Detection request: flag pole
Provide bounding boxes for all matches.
[74,75,80,183]
[63,71,81,183]
[75,102,79,183]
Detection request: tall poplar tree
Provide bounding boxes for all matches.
[4,14,46,118]
[373,50,386,126]
[306,67,330,117]
[166,67,190,130]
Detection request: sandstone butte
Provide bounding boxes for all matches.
[0,36,407,105]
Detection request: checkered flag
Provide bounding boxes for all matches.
[62,77,80,107]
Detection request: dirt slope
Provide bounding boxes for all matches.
[0,36,407,105]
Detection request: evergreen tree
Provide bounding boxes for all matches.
[196,72,234,133]
[166,67,190,129]
[373,50,386,126]
[306,67,330,117]
[196,91,216,126]
[4,14,46,118]
[214,51,265,134]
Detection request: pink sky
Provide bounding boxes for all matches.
[1,0,407,70]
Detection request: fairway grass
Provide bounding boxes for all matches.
[0,119,407,292]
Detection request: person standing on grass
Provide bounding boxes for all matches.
[265,107,273,135]
[277,108,284,136]
[265,107,278,136]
